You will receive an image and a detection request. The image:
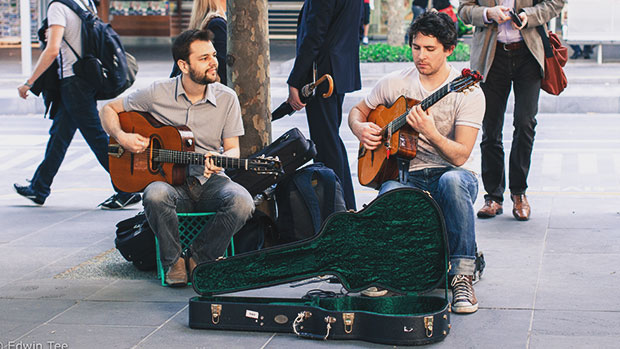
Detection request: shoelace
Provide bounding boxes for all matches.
[451,275,473,303]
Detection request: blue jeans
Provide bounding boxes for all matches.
[379,167,478,276]
[143,174,254,268]
[30,76,110,198]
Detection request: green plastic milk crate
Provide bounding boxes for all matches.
[155,212,235,286]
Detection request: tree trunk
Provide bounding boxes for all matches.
[386,0,405,46]
[227,0,271,157]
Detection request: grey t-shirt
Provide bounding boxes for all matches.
[123,77,245,182]
[365,65,485,173]
[47,0,90,78]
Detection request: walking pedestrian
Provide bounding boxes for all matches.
[15,0,140,209]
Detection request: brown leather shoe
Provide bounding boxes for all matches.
[477,199,503,218]
[511,194,531,221]
[165,258,187,287]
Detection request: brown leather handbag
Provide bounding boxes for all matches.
[537,26,568,95]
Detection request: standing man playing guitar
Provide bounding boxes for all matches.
[348,12,485,314]
[100,29,254,287]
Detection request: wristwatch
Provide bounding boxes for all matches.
[24,80,33,89]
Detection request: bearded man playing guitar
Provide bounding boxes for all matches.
[100,29,254,287]
[348,12,485,314]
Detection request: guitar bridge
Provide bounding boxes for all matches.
[108,144,125,158]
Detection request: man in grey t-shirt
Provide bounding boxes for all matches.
[100,29,254,287]
[14,0,140,210]
[348,12,484,314]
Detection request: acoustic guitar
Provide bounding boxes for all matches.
[357,68,483,189]
[108,111,282,193]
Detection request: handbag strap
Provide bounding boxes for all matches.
[536,26,553,58]
[531,0,553,58]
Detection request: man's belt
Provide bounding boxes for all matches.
[498,41,525,51]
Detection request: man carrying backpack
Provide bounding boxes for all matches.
[15,0,140,209]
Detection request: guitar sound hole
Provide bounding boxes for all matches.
[150,138,162,172]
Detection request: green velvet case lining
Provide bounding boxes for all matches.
[193,188,448,297]
[198,294,448,316]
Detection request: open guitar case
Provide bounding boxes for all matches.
[189,187,451,345]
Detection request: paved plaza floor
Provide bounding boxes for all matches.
[1,42,619,348]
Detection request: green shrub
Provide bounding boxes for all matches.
[359,42,470,62]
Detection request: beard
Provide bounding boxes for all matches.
[188,65,217,85]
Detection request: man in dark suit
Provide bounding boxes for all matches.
[286,0,362,210]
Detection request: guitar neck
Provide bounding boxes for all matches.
[387,84,451,133]
[153,149,250,170]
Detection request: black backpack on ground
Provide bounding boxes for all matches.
[232,210,279,254]
[275,163,347,244]
[114,212,157,271]
[48,0,137,100]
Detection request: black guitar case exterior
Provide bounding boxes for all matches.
[189,188,451,345]
[227,128,316,197]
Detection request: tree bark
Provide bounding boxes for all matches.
[386,0,405,46]
[227,0,272,157]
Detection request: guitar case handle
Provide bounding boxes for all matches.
[292,311,336,340]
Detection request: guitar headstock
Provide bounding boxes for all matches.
[449,69,483,94]
[249,155,284,176]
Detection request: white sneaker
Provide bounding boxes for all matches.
[451,275,479,314]
[362,36,369,45]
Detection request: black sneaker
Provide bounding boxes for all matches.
[99,193,141,210]
[13,183,45,205]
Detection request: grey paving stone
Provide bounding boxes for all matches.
[266,333,385,349]
[87,280,196,302]
[558,96,620,114]
[49,300,186,326]
[530,310,620,341]
[548,196,620,230]
[536,253,620,312]
[0,279,109,300]
[137,307,274,349]
[0,299,76,339]
[545,228,620,255]
[0,320,44,343]
[475,266,538,310]
[434,309,531,349]
[529,334,620,349]
[475,238,543,269]
[16,323,156,349]
[0,246,80,280]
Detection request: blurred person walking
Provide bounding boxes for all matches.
[15,0,140,209]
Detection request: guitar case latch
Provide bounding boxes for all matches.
[342,313,355,334]
[424,315,434,337]
[211,304,222,324]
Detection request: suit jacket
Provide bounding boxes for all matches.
[287,0,362,94]
[458,0,564,81]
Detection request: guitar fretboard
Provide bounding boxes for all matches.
[383,84,451,136]
[152,149,249,170]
